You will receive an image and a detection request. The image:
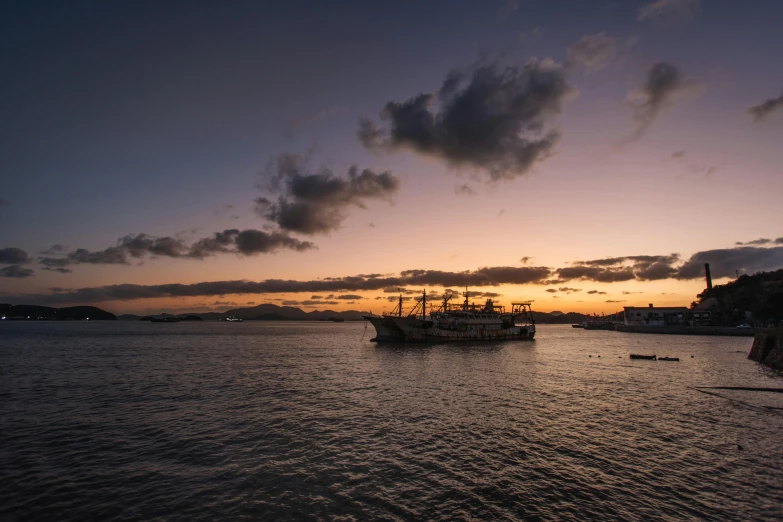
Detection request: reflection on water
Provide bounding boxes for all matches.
[1,322,781,520]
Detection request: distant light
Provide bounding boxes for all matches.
[1,316,5,320]
[86,317,90,321]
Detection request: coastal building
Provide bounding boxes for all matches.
[623,304,690,326]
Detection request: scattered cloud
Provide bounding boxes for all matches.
[622,291,642,295]
[37,229,315,268]
[624,62,688,143]
[637,0,699,25]
[566,33,618,72]
[0,248,31,265]
[736,238,772,246]
[336,294,363,300]
[42,267,73,274]
[359,59,572,181]
[747,92,783,121]
[587,290,607,295]
[255,153,400,234]
[606,299,626,303]
[545,288,557,293]
[1,265,34,278]
[455,183,475,196]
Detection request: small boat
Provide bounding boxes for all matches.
[658,357,680,361]
[224,316,243,322]
[572,324,585,328]
[630,354,657,360]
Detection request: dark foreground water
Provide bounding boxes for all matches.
[1,322,782,521]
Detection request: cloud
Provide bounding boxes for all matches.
[671,150,686,159]
[747,92,783,121]
[1,265,34,278]
[637,0,699,24]
[606,300,625,303]
[554,254,681,283]
[587,290,607,295]
[675,246,783,279]
[455,184,475,196]
[359,59,572,181]
[624,62,686,142]
[566,33,618,72]
[256,153,400,234]
[736,238,772,246]
[0,248,31,265]
[41,244,66,255]
[39,229,315,268]
[545,288,557,293]
[622,291,642,295]
[336,294,363,300]
[42,267,73,274]
[8,265,553,304]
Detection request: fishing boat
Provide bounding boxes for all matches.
[658,357,680,361]
[363,289,535,343]
[630,354,657,360]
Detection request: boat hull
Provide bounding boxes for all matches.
[364,315,535,343]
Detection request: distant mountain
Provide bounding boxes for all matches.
[112,303,597,324]
[0,304,116,320]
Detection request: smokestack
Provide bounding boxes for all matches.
[704,263,713,290]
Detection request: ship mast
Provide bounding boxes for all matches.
[398,289,402,318]
[422,290,426,320]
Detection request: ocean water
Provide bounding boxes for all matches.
[1,321,782,521]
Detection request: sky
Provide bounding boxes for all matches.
[1,0,782,316]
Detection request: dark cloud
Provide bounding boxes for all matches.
[566,33,618,72]
[234,229,314,254]
[637,0,699,24]
[545,288,557,293]
[747,92,783,121]
[41,244,66,255]
[565,254,680,281]
[587,290,607,295]
[336,294,363,300]
[606,300,626,303]
[777,238,783,245]
[0,248,31,265]
[310,295,323,299]
[68,247,129,264]
[43,267,73,274]
[40,229,315,268]
[626,62,685,142]
[1,265,34,278]
[120,234,188,258]
[8,265,552,304]
[622,291,642,295]
[675,246,783,279]
[735,238,771,246]
[256,154,400,234]
[555,265,635,283]
[359,59,572,181]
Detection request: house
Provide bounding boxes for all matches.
[623,304,690,326]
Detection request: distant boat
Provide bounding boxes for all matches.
[572,323,585,328]
[150,317,181,323]
[224,316,243,322]
[658,357,680,361]
[630,354,657,360]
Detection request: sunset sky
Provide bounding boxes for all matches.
[2,0,782,315]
